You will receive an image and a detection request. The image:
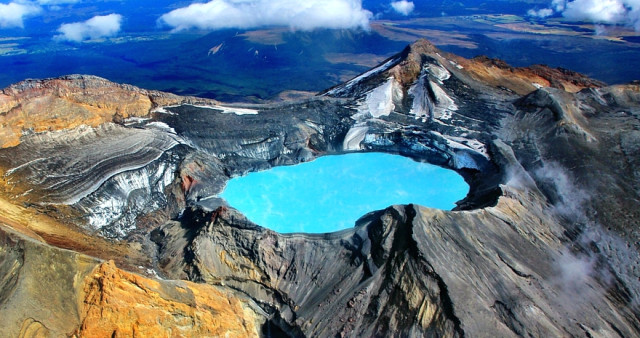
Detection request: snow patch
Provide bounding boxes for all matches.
[429,131,488,169]
[81,158,177,237]
[363,133,395,146]
[357,77,402,119]
[213,105,259,115]
[145,121,177,134]
[343,125,369,150]
[188,104,259,115]
[408,73,431,120]
[409,140,430,152]
[430,131,488,159]
[427,64,451,84]
[429,80,457,120]
[5,157,47,176]
[123,116,151,126]
[342,77,403,149]
[234,137,282,160]
[155,104,259,115]
[325,57,400,96]
[448,60,464,69]
[451,151,480,170]
[591,88,609,106]
[151,106,176,115]
[59,137,181,206]
[407,66,457,122]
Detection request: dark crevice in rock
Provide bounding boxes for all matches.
[358,205,467,336]
[578,323,595,338]
[150,207,208,282]
[424,261,466,337]
[492,300,527,337]
[262,317,299,338]
[262,312,304,338]
[497,253,533,279]
[455,167,503,210]
[606,321,627,338]
[0,230,24,306]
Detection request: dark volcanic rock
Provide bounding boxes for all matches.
[152,188,638,336]
[153,205,465,337]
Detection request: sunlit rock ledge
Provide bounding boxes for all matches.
[0,39,639,336]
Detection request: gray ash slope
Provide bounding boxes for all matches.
[0,39,639,336]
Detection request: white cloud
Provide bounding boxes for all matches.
[527,8,554,18]
[390,1,415,16]
[562,0,627,22]
[534,0,640,31]
[594,24,608,35]
[158,0,372,31]
[552,0,567,11]
[55,14,123,42]
[0,2,42,28]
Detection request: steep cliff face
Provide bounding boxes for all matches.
[0,39,639,337]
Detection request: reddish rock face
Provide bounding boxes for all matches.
[396,39,604,96]
[461,54,605,94]
[182,175,195,193]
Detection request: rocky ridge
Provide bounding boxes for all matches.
[0,74,218,148]
[0,39,639,336]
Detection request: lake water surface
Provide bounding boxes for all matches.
[221,152,469,233]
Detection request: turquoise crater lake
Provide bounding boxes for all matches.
[220,152,469,233]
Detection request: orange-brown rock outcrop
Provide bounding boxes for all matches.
[77,260,260,337]
[0,75,217,148]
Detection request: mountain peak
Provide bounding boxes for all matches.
[323,38,604,99]
[408,38,440,54]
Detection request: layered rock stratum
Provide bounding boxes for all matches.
[0,39,639,337]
